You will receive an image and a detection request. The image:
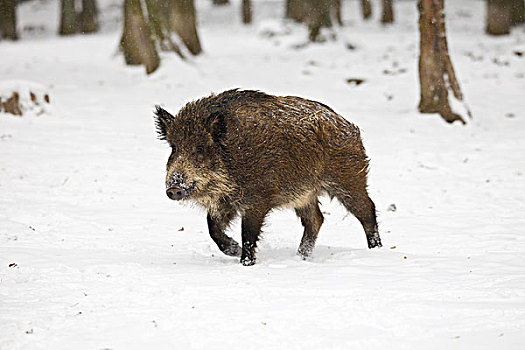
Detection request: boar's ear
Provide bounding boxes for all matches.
[206,111,227,143]
[154,106,174,141]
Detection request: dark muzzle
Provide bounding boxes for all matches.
[166,186,189,201]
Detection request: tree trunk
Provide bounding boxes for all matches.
[361,0,372,20]
[0,0,17,40]
[305,0,332,41]
[59,0,78,35]
[381,0,394,24]
[334,0,343,25]
[242,0,252,24]
[169,0,202,55]
[286,0,334,41]
[511,0,524,25]
[80,0,98,33]
[286,0,306,22]
[418,0,466,124]
[486,0,511,35]
[212,0,229,5]
[145,0,168,42]
[144,0,185,58]
[120,0,160,74]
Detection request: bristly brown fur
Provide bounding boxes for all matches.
[155,89,381,265]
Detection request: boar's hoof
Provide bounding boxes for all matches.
[297,243,314,259]
[241,256,256,266]
[222,242,242,257]
[367,233,382,249]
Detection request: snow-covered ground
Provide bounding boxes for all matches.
[1,0,524,349]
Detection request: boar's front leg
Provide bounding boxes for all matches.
[240,208,269,266]
[207,204,241,257]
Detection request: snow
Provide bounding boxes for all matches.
[1,0,525,349]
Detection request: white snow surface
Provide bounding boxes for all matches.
[1,0,525,349]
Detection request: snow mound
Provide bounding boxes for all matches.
[0,80,52,117]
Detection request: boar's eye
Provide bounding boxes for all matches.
[196,145,204,154]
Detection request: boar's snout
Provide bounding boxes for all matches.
[166,186,188,201]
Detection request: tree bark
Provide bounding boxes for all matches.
[286,0,335,41]
[145,0,168,42]
[286,0,306,22]
[511,0,524,25]
[144,0,185,58]
[242,0,252,24]
[169,0,202,55]
[120,0,160,74]
[80,0,98,33]
[334,0,342,25]
[418,0,466,124]
[212,0,229,5]
[59,0,78,35]
[361,0,372,20]
[0,0,17,40]
[305,0,332,41]
[381,0,394,24]
[486,0,511,35]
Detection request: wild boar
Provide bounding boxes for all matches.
[155,89,381,265]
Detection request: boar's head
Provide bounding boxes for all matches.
[154,105,230,204]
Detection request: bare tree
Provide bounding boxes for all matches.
[120,0,159,74]
[60,0,98,35]
[511,0,524,25]
[418,0,468,124]
[120,0,201,74]
[381,0,394,24]
[143,0,182,57]
[286,0,306,22]
[305,0,333,41]
[169,0,202,55]
[361,0,372,20]
[287,0,334,41]
[59,0,78,35]
[81,0,98,33]
[334,0,342,26]
[242,0,252,24]
[0,0,17,40]
[486,0,511,35]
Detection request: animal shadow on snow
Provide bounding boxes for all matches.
[204,244,359,266]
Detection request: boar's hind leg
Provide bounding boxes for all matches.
[295,200,324,259]
[335,190,382,249]
[207,206,241,257]
[240,208,269,266]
